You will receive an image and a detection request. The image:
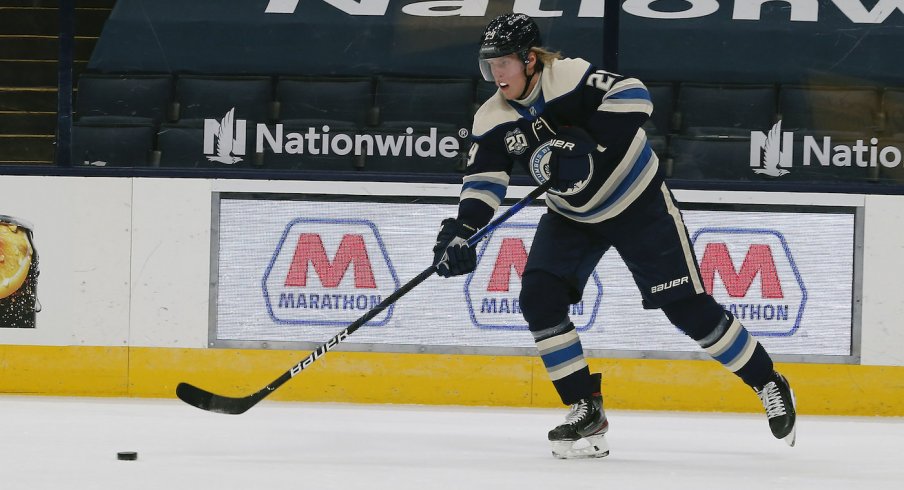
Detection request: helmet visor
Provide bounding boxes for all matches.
[478,54,524,83]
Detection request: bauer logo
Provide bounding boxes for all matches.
[464,223,602,331]
[692,228,807,337]
[262,218,400,326]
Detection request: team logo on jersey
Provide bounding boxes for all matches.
[504,129,529,155]
[528,142,593,196]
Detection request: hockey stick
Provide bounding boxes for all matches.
[176,180,553,414]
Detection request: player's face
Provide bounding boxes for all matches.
[483,53,530,100]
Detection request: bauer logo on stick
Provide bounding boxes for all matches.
[0,215,40,329]
[262,217,400,327]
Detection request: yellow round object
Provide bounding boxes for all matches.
[0,223,33,300]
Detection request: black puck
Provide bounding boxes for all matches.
[116,451,138,461]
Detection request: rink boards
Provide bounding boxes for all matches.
[0,176,902,415]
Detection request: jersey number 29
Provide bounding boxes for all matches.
[587,70,616,91]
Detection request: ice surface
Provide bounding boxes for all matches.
[2,396,902,490]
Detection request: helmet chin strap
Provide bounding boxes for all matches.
[517,61,536,100]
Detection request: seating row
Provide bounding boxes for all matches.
[76,73,481,130]
[76,73,904,139]
[73,118,904,185]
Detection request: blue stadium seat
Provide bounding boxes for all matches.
[375,77,474,128]
[174,75,274,124]
[157,123,260,168]
[778,85,881,135]
[882,87,904,136]
[668,135,752,180]
[72,120,156,167]
[76,73,173,124]
[676,83,776,135]
[276,76,373,128]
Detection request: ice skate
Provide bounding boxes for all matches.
[755,371,797,447]
[548,373,609,459]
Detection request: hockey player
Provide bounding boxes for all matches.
[432,13,797,459]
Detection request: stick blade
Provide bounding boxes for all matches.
[176,382,254,415]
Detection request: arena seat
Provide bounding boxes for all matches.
[881,87,904,136]
[157,123,260,168]
[76,73,174,124]
[276,76,374,129]
[645,82,675,138]
[174,75,274,124]
[668,134,752,180]
[71,120,156,167]
[675,83,776,135]
[374,77,474,128]
[778,85,881,135]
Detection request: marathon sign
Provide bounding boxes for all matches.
[214,198,854,358]
[261,217,400,326]
[464,222,603,331]
[692,228,807,337]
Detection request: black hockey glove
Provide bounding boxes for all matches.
[548,126,597,191]
[432,218,478,278]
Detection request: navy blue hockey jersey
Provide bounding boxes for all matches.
[458,57,660,228]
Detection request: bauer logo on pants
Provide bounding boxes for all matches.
[464,222,602,331]
[691,227,806,337]
[262,218,400,326]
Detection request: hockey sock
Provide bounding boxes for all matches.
[662,294,773,388]
[697,312,773,388]
[532,318,594,405]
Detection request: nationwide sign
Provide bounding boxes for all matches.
[264,0,904,24]
[749,120,904,177]
[203,108,465,164]
[214,198,854,358]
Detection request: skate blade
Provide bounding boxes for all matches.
[783,424,797,447]
[551,434,610,459]
[784,387,797,447]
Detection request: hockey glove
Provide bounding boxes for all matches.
[548,126,597,191]
[433,218,478,278]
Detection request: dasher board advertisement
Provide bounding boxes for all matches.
[213,195,856,359]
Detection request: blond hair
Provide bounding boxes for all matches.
[530,47,563,68]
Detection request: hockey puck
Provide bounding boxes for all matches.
[116,451,138,461]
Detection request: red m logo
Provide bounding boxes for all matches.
[487,238,528,292]
[284,233,376,288]
[700,243,783,298]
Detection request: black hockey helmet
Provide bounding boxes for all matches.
[478,13,542,81]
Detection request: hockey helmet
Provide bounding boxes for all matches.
[478,13,542,82]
